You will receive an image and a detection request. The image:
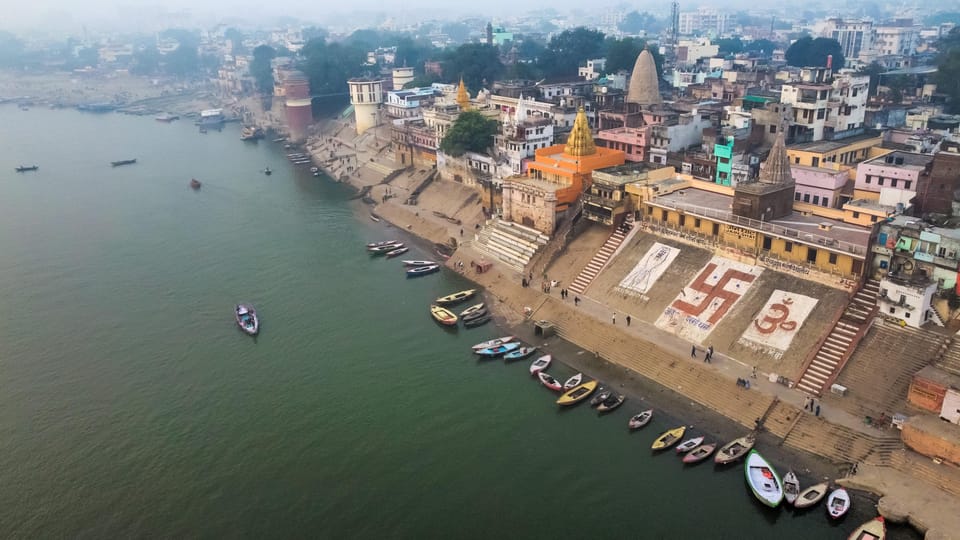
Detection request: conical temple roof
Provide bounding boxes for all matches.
[564,107,597,157]
[456,78,470,110]
[626,49,662,106]
[759,128,793,184]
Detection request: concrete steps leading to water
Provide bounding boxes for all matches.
[472,219,549,273]
[568,214,634,295]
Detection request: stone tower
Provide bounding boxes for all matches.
[626,49,662,106]
[732,128,796,221]
[348,77,384,136]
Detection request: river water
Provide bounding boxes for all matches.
[0,106,918,538]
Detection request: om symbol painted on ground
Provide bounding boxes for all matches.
[753,298,798,334]
[739,291,819,356]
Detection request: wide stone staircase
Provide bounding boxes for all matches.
[795,278,880,396]
[568,214,635,295]
[471,219,550,273]
[938,337,960,376]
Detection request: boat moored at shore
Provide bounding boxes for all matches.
[715,434,756,465]
[628,410,653,430]
[475,342,520,357]
[794,482,829,509]
[827,488,851,519]
[471,336,515,351]
[406,264,440,277]
[435,289,476,305]
[556,380,598,406]
[651,426,686,451]
[744,450,784,508]
[848,516,885,540]
[429,305,458,326]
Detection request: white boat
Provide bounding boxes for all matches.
[675,436,705,454]
[402,260,437,267]
[563,372,583,391]
[628,410,653,430]
[235,303,259,336]
[471,336,515,351]
[794,482,829,509]
[385,247,409,258]
[459,303,486,318]
[744,450,784,508]
[783,470,800,506]
[529,355,552,375]
[848,516,885,540]
[537,371,563,391]
[827,488,851,519]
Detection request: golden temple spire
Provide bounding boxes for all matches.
[456,77,470,110]
[564,107,597,157]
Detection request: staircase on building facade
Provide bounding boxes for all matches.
[471,218,550,273]
[568,214,635,295]
[795,278,881,396]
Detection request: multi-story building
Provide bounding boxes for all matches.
[874,19,919,57]
[779,70,869,142]
[786,131,884,168]
[853,151,932,206]
[915,141,960,215]
[675,38,720,67]
[578,59,606,81]
[583,162,675,226]
[791,165,849,208]
[822,18,874,62]
[493,96,555,176]
[384,86,438,119]
[678,9,734,36]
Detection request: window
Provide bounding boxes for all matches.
[865,175,872,184]
[769,125,777,134]
[871,216,878,223]
[813,195,820,205]
[905,311,911,318]
[890,306,896,314]
[905,181,912,190]
[694,218,701,228]
[891,179,898,188]
[763,237,772,250]
[829,253,838,264]
[794,157,800,164]
[785,241,793,253]
[807,247,818,263]
[795,192,801,201]
[648,206,654,215]
[821,197,829,207]
[661,210,668,221]
[853,211,860,218]
[803,194,810,203]
[878,177,884,186]
[812,157,820,167]
[817,109,826,119]
[679,215,686,227]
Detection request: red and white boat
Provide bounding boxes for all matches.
[563,372,583,391]
[471,336,515,351]
[827,488,851,519]
[529,355,552,375]
[537,371,563,391]
[675,436,705,454]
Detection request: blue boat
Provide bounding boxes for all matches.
[475,342,521,357]
[503,346,537,361]
[406,264,440,277]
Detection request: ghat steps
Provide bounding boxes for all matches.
[568,214,634,295]
[472,219,550,273]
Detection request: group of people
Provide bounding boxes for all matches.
[736,377,752,389]
[803,396,821,417]
[690,344,715,362]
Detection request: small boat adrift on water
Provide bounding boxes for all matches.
[15,165,38,172]
[190,178,202,190]
[111,159,137,167]
[235,304,259,336]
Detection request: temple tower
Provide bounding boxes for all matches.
[732,127,796,221]
[626,49,662,106]
[348,77,384,136]
[283,71,312,143]
[456,78,471,110]
[564,107,597,163]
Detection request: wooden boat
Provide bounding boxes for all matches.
[15,165,38,172]
[827,488,851,519]
[460,303,485,318]
[111,158,137,166]
[714,434,756,465]
[745,450,784,508]
[783,470,801,506]
[472,336,515,350]
[538,371,563,391]
[369,243,404,254]
[435,289,476,305]
[628,410,653,430]
[651,426,687,451]
[463,315,491,328]
[529,355,552,375]
[848,516,885,540]
[263,167,272,175]
[503,346,537,361]
[189,178,201,190]
[682,443,717,464]
[429,305,458,326]
[563,373,583,391]
[556,380,598,406]
[235,304,259,336]
[402,260,437,267]
[461,308,488,322]
[597,394,625,413]
[590,389,612,407]
[794,482,829,509]
[406,264,440,277]
[475,342,521,357]
[675,436,705,454]
[368,240,400,249]
[385,247,409,258]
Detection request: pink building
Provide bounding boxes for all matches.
[595,125,652,162]
[854,151,932,196]
[792,165,848,208]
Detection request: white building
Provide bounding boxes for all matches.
[579,58,606,81]
[676,38,719,67]
[779,70,869,141]
[878,274,938,328]
[494,95,555,175]
[678,9,734,36]
[822,18,874,62]
[873,21,919,57]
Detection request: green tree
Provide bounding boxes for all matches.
[935,29,960,113]
[884,74,911,103]
[441,22,473,43]
[785,36,845,70]
[540,27,605,77]
[744,39,778,56]
[130,46,160,74]
[0,31,24,68]
[250,45,276,94]
[617,11,663,35]
[395,37,435,71]
[857,62,886,96]
[163,44,199,76]
[443,43,503,91]
[602,37,664,78]
[224,28,246,55]
[299,39,367,108]
[75,46,99,68]
[440,110,498,157]
[715,38,744,55]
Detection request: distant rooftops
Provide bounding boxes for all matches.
[787,131,883,153]
[863,151,933,169]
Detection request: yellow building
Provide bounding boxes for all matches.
[786,132,885,170]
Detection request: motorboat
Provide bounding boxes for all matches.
[235,304,259,336]
[503,346,536,361]
[714,434,756,465]
[111,158,137,167]
[783,470,801,506]
[589,389,612,407]
[529,355,551,375]
[402,260,437,267]
[744,450,784,508]
[471,336,515,350]
[556,380,598,406]
[794,482,829,509]
[596,394,625,413]
[628,410,653,430]
[459,303,485,318]
[848,516,885,540]
[475,342,521,357]
[682,443,717,464]
[15,165,38,172]
[827,488,851,519]
[189,178,201,190]
[651,426,687,451]
[385,247,409,258]
[429,305,458,326]
[406,264,440,277]
[562,373,583,391]
[675,436,705,454]
[537,372,563,391]
[435,289,476,305]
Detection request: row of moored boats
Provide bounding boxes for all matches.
[367,240,441,277]
[470,334,889,539]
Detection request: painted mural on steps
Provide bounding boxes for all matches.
[616,242,681,298]
[655,257,763,343]
[737,290,819,360]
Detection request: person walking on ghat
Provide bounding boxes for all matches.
[574,296,580,306]
[815,404,821,417]
[707,345,714,363]
[625,315,631,326]
[803,396,811,412]
[751,365,758,379]
[690,345,697,359]
[612,313,616,325]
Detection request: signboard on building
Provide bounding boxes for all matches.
[616,243,681,296]
[737,290,819,359]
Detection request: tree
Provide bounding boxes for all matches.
[785,37,845,70]
[250,45,276,94]
[299,39,367,109]
[395,37,435,72]
[884,74,911,104]
[443,43,503,91]
[441,22,473,44]
[935,29,960,113]
[744,39,778,56]
[857,62,886,96]
[602,37,664,78]
[163,44,199,76]
[715,38,743,55]
[224,28,246,55]
[618,12,663,35]
[130,46,161,75]
[440,110,498,157]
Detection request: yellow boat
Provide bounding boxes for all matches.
[430,305,458,326]
[435,289,476,305]
[556,380,598,406]
[651,426,687,451]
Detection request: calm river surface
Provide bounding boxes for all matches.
[0,105,918,538]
